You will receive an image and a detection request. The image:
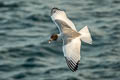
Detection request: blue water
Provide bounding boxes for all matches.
[0,0,120,80]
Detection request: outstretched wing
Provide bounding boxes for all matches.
[51,8,77,32]
[63,37,81,72]
[53,19,74,33]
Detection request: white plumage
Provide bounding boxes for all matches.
[50,8,92,72]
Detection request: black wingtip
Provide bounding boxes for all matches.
[73,60,80,72]
[65,57,80,72]
[51,7,61,15]
[52,7,61,10]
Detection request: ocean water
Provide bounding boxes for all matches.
[0,0,120,80]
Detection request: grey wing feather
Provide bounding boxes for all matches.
[54,19,73,33]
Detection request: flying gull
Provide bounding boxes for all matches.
[48,8,92,72]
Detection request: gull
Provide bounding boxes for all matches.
[48,8,92,72]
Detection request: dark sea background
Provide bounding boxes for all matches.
[0,0,120,80]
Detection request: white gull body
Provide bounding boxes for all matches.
[51,8,92,72]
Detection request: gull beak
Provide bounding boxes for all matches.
[48,39,52,43]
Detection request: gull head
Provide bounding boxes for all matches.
[48,34,58,43]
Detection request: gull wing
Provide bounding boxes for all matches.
[53,17,77,31]
[63,37,81,72]
[51,8,77,31]
[54,19,74,33]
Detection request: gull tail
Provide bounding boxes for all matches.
[79,26,92,44]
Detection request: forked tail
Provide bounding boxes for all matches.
[79,26,92,44]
